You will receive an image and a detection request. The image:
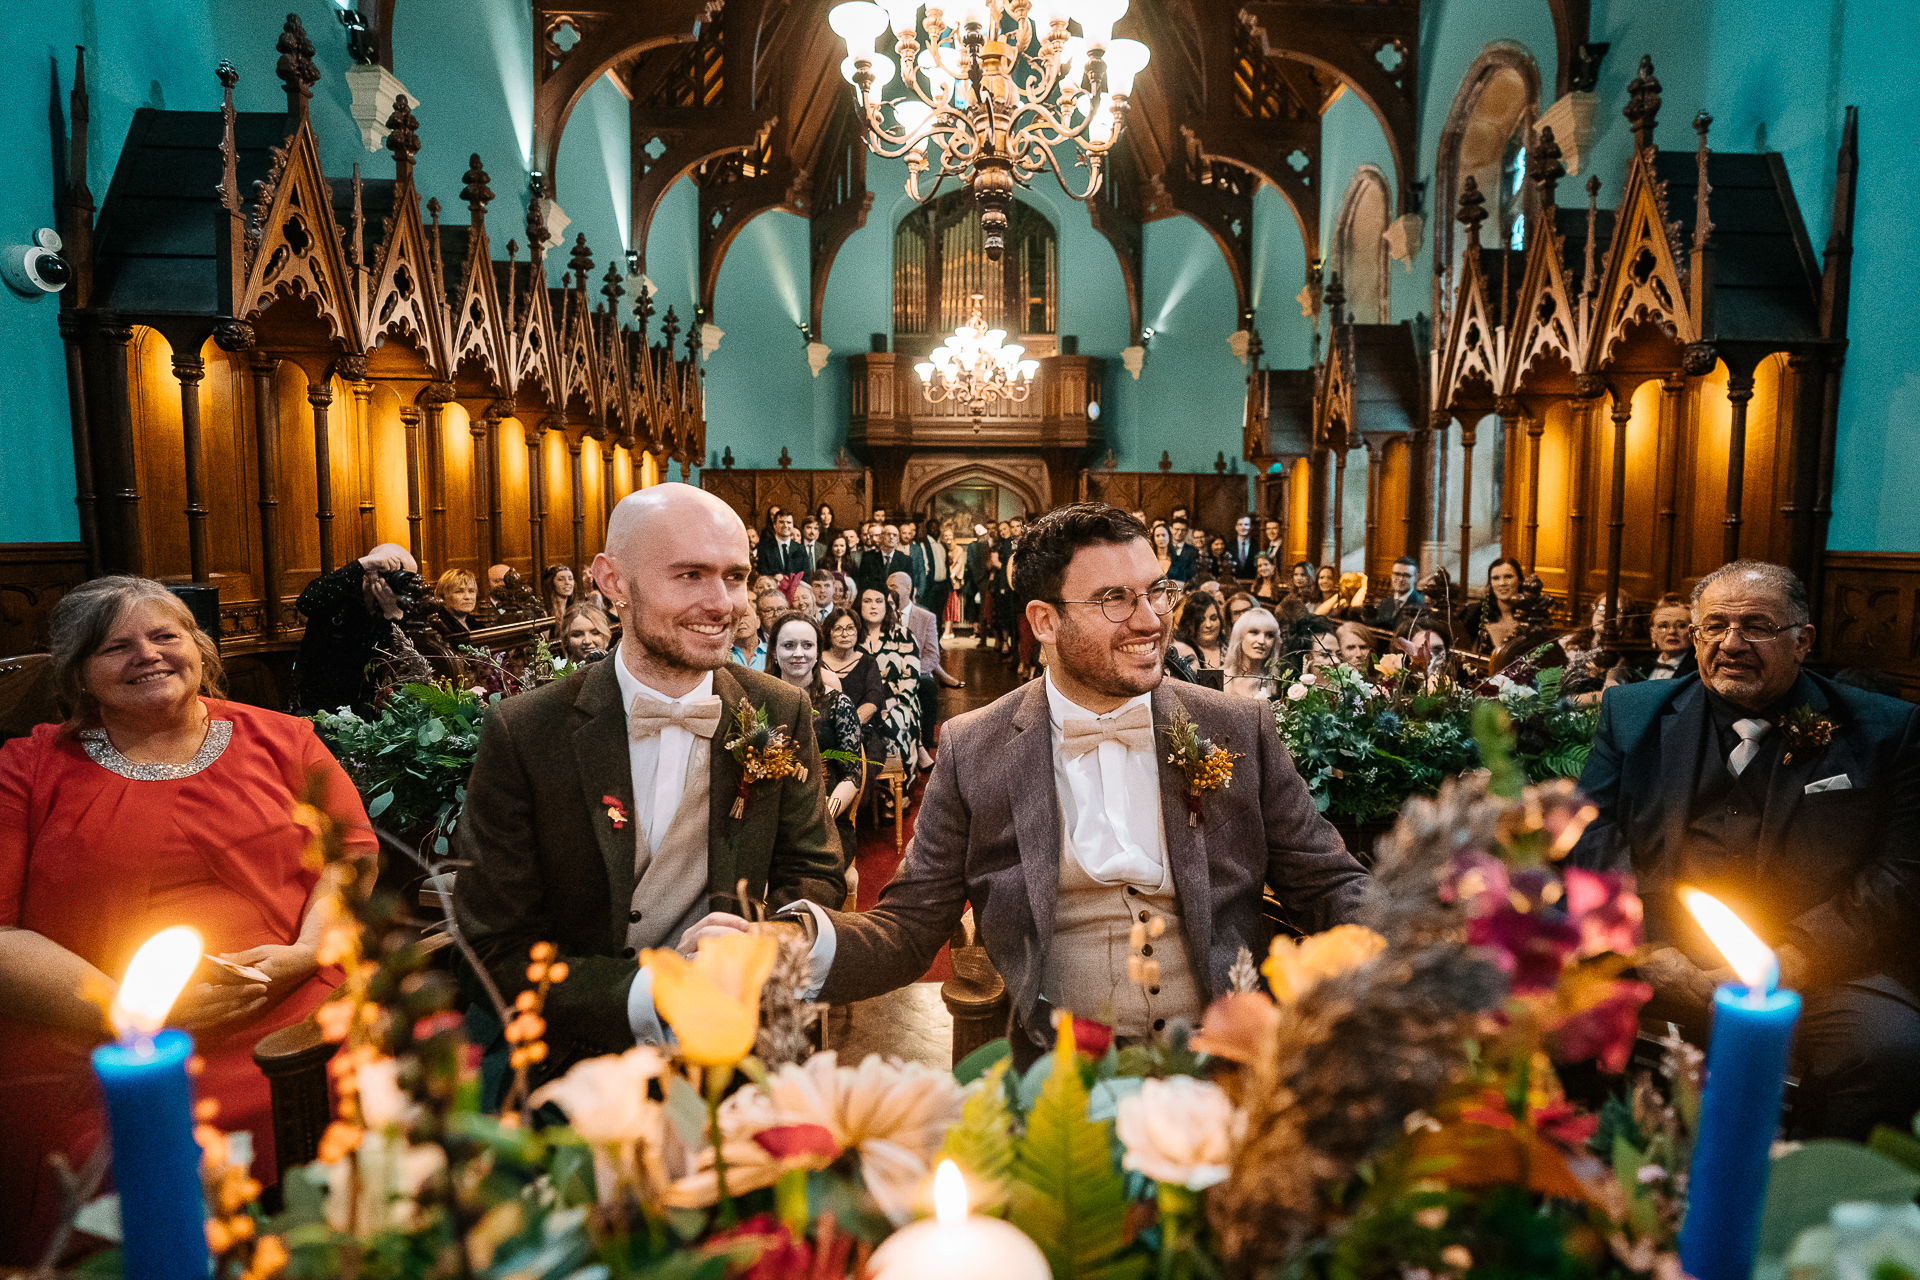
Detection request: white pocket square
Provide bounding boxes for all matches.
[1804,774,1853,794]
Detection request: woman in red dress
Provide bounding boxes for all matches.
[0,577,376,1262]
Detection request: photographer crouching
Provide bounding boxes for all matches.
[292,543,432,715]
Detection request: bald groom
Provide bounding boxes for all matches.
[453,484,844,1083]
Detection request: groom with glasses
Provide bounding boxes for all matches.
[785,503,1367,1067]
[1571,559,1920,1140]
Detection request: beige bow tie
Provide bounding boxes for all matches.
[628,695,723,741]
[1061,703,1153,758]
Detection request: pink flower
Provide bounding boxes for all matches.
[752,1124,841,1160]
[1562,869,1644,958]
[1439,850,1510,915]
[1467,906,1581,994]
[1553,982,1653,1073]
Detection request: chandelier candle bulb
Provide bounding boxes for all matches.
[1675,888,1803,1280]
[92,926,211,1280]
[869,1159,1050,1280]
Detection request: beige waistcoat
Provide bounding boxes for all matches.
[1038,827,1201,1039]
[625,736,716,954]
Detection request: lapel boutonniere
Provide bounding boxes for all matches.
[601,794,628,830]
[722,702,807,819]
[1779,704,1836,765]
[1164,709,1239,827]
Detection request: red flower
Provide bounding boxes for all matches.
[1531,1100,1600,1145]
[1562,868,1644,958]
[413,1010,464,1041]
[1467,906,1582,994]
[602,794,628,829]
[752,1124,841,1160]
[707,1214,813,1280]
[1071,1016,1115,1059]
[1553,981,1653,1073]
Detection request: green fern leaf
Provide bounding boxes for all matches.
[940,1058,1017,1214]
[1007,1046,1148,1280]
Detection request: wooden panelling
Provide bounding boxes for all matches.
[698,469,874,529]
[0,544,89,657]
[1820,552,1920,700]
[1081,472,1252,532]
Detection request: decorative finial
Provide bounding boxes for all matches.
[661,305,681,348]
[1325,271,1346,327]
[634,281,654,329]
[274,13,319,123]
[1456,175,1488,247]
[384,94,420,176]
[1692,111,1714,253]
[461,154,494,220]
[601,260,624,307]
[217,59,238,92]
[1530,126,1565,212]
[568,233,593,294]
[1624,55,1662,153]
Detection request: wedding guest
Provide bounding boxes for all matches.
[892,570,962,748]
[1223,606,1281,700]
[729,605,765,670]
[788,580,818,618]
[823,532,854,578]
[857,523,913,599]
[1227,515,1259,581]
[292,542,420,714]
[542,563,578,633]
[800,518,826,571]
[559,602,613,662]
[1459,557,1526,655]
[1336,620,1375,674]
[1311,565,1343,615]
[0,577,377,1259]
[1250,554,1284,607]
[801,503,1366,1068]
[1372,557,1424,629]
[758,511,808,578]
[1170,592,1225,670]
[1290,561,1322,606]
[765,612,862,848]
[1226,591,1257,632]
[1571,561,1920,1139]
[1150,523,1175,579]
[1298,617,1344,672]
[756,588,787,646]
[820,606,886,765]
[1202,534,1235,585]
[1166,519,1199,582]
[453,485,842,1083]
[432,567,480,639]
[816,502,837,544]
[857,586,923,793]
[1261,517,1284,561]
[932,521,959,636]
[1392,613,1454,688]
[806,571,839,620]
[1645,594,1698,680]
[487,562,511,595]
[745,526,760,563]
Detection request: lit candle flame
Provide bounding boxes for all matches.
[933,1158,968,1227]
[1679,888,1779,994]
[110,926,203,1040]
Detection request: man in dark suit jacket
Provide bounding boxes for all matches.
[1371,557,1425,630]
[856,523,912,599]
[1570,560,1920,1139]
[813,504,1367,1066]
[757,511,809,577]
[1166,519,1199,583]
[1227,515,1260,580]
[454,485,843,1081]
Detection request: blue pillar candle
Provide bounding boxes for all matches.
[92,1029,210,1280]
[1676,889,1804,1280]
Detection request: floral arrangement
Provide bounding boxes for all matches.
[1778,703,1836,764]
[310,681,495,857]
[1163,710,1238,826]
[724,702,806,819]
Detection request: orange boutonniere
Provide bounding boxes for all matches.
[1164,709,1239,827]
[722,703,806,820]
[602,795,628,830]
[1779,704,1836,764]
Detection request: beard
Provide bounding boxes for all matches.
[627,600,731,674]
[1052,613,1165,701]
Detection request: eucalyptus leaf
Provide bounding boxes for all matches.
[1755,1140,1920,1261]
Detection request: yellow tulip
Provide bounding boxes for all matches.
[1262,924,1386,1003]
[643,933,779,1066]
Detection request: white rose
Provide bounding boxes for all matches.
[528,1045,670,1145]
[356,1056,410,1130]
[1300,672,1317,685]
[1115,1076,1242,1191]
[321,1128,446,1234]
[1287,683,1309,701]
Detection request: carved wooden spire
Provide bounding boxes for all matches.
[461,154,494,224]
[568,233,594,293]
[1325,271,1346,328]
[426,196,445,296]
[525,187,549,254]
[384,95,420,182]
[1530,125,1566,215]
[1457,175,1488,250]
[274,13,319,124]
[1624,55,1661,154]
[216,60,240,215]
[1582,176,1601,303]
[66,46,92,205]
[634,278,655,330]
[601,260,625,310]
[1692,111,1715,253]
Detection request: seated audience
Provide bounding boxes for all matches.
[1571,560,1920,1140]
[819,607,887,768]
[1223,606,1281,699]
[1372,556,1424,629]
[1170,592,1225,670]
[292,542,421,714]
[764,611,862,849]
[1335,620,1375,674]
[433,567,480,638]
[1249,554,1285,606]
[1645,593,1698,681]
[0,577,376,1260]
[558,602,613,663]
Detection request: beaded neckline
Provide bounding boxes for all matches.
[78,719,233,780]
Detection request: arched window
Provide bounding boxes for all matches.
[1333,167,1392,325]
[1433,44,1540,285]
[893,191,1057,337]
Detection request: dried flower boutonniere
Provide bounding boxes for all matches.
[1779,704,1836,764]
[722,702,806,819]
[1164,710,1238,827]
[602,794,628,830]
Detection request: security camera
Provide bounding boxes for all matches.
[3,230,71,296]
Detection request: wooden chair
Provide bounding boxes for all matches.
[253,1017,337,1183]
[939,909,1009,1066]
[0,653,61,745]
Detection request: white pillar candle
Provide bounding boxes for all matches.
[869,1160,1051,1280]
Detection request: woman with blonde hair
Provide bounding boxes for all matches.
[434,567,479,637]
[1223,606,1281,700]
[0,577,376,1258]
[558,602,613,662]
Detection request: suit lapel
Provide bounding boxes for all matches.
[572,661,638,945]
[1008,681,1063,954]
[706,666,748,905]
[1151,683,1214,998]
[1654,679,1706,873]
[1759,676,1841,870]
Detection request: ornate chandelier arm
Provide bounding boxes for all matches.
[1027,131,1108,203]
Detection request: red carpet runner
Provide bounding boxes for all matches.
[849,765,951,983]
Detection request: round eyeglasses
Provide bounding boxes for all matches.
[1053,582,1181,623]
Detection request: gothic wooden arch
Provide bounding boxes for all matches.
[1431,43,1542,323]
[1332,166,1393,326]
[898,456,1051,521]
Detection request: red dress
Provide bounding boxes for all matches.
[0,699,375,1261]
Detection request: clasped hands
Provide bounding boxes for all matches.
[1639,941,1810,1010]
[166,943,320,1031]
[673,912,807,959]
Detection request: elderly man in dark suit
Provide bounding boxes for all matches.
[1570,559,1920,1139]
[453,484,843,1080]
[812,503,1367,1066]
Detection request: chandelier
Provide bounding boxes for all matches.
[914,294,1040,425]
[828,0,1149,260]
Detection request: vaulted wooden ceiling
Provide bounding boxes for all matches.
[526,0,1594,338]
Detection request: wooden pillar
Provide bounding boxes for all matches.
[1524,412,1545,573]
[569,434,586,573]
[1432,419,1450,554]
[1361,438,1382,581]
[1305,447,1329,569]
[1457,418,1477,585]
[97,318,146,574]
[1496,399,1524,561]
[471,413,494,567]
[1653,374,1687,592]
[400,401,424,566]
[487,407,507,566]
[1567,377,1603,620]
[601,443,617,553]
[1407,417,1436,563]
[250,357,286,638]
[173,351,211,584]
[423,385,452,575]
[309,380,336,574]
[1330,443,1347,570]
[1721,370,1755,564]
[1809,351,1846,618]
[1783,353,1826,584]
[1603,393,1632,641]
[57,312,102,577]
[349,370,375,553]
[526,421,547,574]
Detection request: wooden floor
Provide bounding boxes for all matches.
[821,632,1027,1068]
